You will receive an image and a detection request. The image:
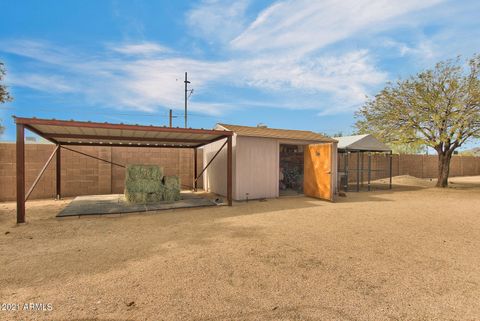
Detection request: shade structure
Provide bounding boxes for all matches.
[13,116,234,223]
[333,134,392,192]
[334,134,391,152]
[14,117,231,148]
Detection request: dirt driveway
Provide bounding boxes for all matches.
[1,176,480,320]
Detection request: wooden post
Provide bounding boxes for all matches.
[367,152,372,191]
[356,151,360,192]
[344,151,349,192]
[227,135,232,206]
[360,152,364,187]
[16,124,25,224]
[56,145,61,199]
[193,148,198,191]
[389,151,393,189]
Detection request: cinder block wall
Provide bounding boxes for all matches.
[110,147,201,194]
[0,143,203,201]
[1,142,479,201]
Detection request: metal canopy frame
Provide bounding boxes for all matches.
[14,116,234,224]
[339,148,393,192]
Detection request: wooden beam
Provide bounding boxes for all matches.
[14,116,233,136]
[45,133,213,145]
[356,151,360,192]
[360,152,364,187]
[60,142,198,149]
[56,145,61,199]
[193,148,198,192]
[227,135,232,206]
[25,145,60,201]
[389,151,393,189]
[195,135,232,147]
[368,152,372,191]
[16,124,25,224]
[344,151,349,192]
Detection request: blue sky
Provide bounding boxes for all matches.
[0,0,479,149]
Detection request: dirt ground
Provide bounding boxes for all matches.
[1,176,480,321]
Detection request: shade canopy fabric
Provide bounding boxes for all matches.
[14,117,232,148]
[334,134,391,152]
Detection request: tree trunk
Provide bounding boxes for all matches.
[436,151,452,188]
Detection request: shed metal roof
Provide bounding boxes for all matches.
[218,123,336,143]
[13,117,232,148]
[334,134,391,151]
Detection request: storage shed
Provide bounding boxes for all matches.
[202,124,338,201]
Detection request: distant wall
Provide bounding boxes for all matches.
[0,143,203,201]
[338,152,480,182]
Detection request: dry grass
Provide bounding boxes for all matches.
[1,176,480,321]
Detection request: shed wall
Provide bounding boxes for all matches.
[202,137,236,198]
[235,136,279,200]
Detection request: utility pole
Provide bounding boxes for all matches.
[169,109,173,128]
[184,72,190,128]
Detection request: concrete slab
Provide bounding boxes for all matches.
[57,192,217,217]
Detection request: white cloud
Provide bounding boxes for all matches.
[0,39,386,116]
[0,40,73,65]
[234,50,386,111]
[110,42,171,56]
[0,40,237,114]
[100,57,233,113]
[231,0,444,55]
[8,74,74,93]
[186,0,250,44]
[1,0,455,116]
[382,39,435,60]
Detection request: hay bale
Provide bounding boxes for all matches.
[145,192,164,203]
[163,176,180,189]
[125,165,165,204]
[126,164,163,181]
[125,191,165,204]
[125,191,147,203]
[163,176,181,201]
[124,165,181,204]
[163,189,181,202]
[125,179,164,193]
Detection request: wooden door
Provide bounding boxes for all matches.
[304,143,333,201]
